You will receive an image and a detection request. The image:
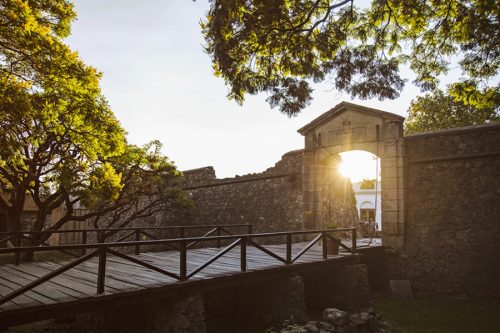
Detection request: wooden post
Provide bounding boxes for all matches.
[97,230,105,243]
[240,237,247,272]
[97,247,107,294]
[179,227,185,239]
[14,235,20,265]
[322,232,328,259]
[352,228,357,254]
[286,233,292,264]
[179,240,187,281]
[247,225,253,234]
[216,226,221,248]
[135,229,141,255]
[81,230,87,256]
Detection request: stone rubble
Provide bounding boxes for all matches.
[275,307,401,333]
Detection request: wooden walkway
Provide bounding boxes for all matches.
[0,241,366,320]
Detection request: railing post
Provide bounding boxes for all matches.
[240,236,247,272]
[135,228,141,255]
[97,230,105,243]
[179,227,185,239]
[216,226,221,248]
[352,228,357,254]
[97,247,107,294]
[247,225,252,235]
[81,230,87,256]
[179,240,187,281]
[322,232,328,259]
[14,234,20,265]
[286,233,292,264]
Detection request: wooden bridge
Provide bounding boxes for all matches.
[0,226,370,327]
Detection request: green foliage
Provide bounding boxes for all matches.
[405,89,500,134]
[0,1,189,243]
[202,0,499,116]
[359,178,376,190]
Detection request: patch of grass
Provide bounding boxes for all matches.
[374,294,500,333]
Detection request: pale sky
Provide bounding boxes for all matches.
[339,151,380,183]
[66,0,461,178]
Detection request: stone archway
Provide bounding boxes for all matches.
[298,102,405,248]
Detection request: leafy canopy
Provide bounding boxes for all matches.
[0,1,188,242]
[202,0,500,116]
[404,89,500,134]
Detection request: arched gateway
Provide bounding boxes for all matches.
[298,102,405,248]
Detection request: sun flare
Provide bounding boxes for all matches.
[338,151,380,183]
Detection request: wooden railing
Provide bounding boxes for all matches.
[0,224,252,264]
[0,228,356,306]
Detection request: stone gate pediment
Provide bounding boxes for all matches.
[298,102,404,152]
[297,101,406,248]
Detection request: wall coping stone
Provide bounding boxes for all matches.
[182,172,299,190]
[404,122,500,140]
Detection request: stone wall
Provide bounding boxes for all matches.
[182,150,306,234]
[204,275,308,332]
[74,260,371,333]
[69,148,357,249]
[303,263,371,313]
[403,123,500,296]
[75,293,206,333]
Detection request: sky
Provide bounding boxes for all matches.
[66,0,460,178]
[339,151,379,183]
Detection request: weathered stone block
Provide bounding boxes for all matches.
[381,199,403,212]
[389,280,413,300]
[75,294,206,333]
[204,275,308,332]
[382,235,405,248]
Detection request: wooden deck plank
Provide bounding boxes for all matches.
[0,266,83,300]
[29,262,105,296]
[35,261,121,294]
[85,258,176,285]
[63,260,148,292]
[0,240,370,320]
[0,300,21,312]
[0,275,57,306]
[0,279,40,309]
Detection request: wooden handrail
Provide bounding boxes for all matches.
[0,224,253,236]
[0,224,253,259]
[0,228,356,254]
[0,228,357,305]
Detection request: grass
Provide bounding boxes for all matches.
[373,294,500,333]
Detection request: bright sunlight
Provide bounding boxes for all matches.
[338,150,380,182]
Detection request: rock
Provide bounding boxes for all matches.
[303,323,320,333]
[360,307,375,315]
[323,308,349,326]
[273,306,395,333]
[366,316,379,331]
[280,325,308,333]
[349,313,368,326]
[318,321,334,331]
[344,323,358,333]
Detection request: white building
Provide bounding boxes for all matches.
[352,180,382,230]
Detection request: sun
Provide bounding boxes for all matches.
[338,150,379,182]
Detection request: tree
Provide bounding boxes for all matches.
[0,1,189,253]
[359,179,375,190]
[202,0,499,116]
[404,89,500,134]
